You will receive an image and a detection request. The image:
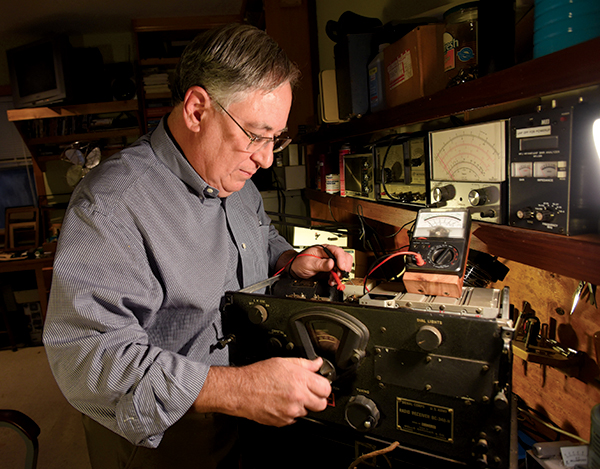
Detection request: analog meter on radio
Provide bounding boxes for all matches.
[429,121,508,224]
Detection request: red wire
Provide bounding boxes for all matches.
[273,252,322,277]
[363,251,425,292]
[273,252,346,291]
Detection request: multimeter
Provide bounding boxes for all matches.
[407,208,472,275]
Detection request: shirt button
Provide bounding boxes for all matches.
[241,243,247,250]
[206,188,213,194]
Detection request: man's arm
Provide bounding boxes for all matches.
[191,357,331,426]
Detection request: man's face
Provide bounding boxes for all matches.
[197,83,292,197]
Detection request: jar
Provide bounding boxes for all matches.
[443,2,478,87]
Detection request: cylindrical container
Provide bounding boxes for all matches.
[339,143,351,197]
[443,2,478,87]
[590,404,600,468]
[325,174,340,194]
[368,43,389,114]
[534,0,600,58]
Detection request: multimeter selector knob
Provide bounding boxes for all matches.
[535,209,554,222]
[430,245,457,267]
[345,395,380,431]
[468,189,488,206]
[432,185,456,203]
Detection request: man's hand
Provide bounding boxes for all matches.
[191,357,332,427]
[277,245,353,287]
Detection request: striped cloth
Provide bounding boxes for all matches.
[43,117,292,448]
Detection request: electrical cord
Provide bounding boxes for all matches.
[347,441,399,469]
[363,250,425,295]
[273,245,348,291]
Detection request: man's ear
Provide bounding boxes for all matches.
[182,86,210,132]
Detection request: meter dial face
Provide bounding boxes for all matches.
[413,209,468,239]
[430,121,506,182]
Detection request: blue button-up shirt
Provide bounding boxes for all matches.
[43,118,292,447]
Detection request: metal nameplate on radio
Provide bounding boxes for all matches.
[397,398,454,443]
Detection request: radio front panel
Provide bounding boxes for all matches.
[221,277,516,469]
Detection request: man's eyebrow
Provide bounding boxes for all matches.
[250,122,288,134]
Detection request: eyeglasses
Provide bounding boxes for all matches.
[215,101,292,154]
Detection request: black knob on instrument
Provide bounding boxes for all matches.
[345,395,380,432]
[535,209,554,222]
[516,207,534,219]
[432,185,456,203]
[468,189,488,206]
[417,325,443,351]
[249,305,268,324]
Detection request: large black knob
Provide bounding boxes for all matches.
[345,395,380,432]
[417,325,443,351]
[248,305,268,324]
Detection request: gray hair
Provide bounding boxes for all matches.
[171,23,301,107]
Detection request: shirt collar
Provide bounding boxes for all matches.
[150,116,220,199]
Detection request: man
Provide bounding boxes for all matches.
[43,23,352,469]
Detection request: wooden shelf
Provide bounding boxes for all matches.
[306,189,600,284]
[7,100,139,122]
[26,127,140,146]
[301,37,600,144]
[301,37,600,284]
[132,15,242,33]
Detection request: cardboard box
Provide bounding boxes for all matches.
[384,24,446,108]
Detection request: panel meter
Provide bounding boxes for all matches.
[429,120,507,224]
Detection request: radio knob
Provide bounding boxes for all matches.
[475,438,489,453]
[432,185,456,203]
[468,189,488,206]
[417,325,443,351]
[516,207,534,219]
[345,395,380,432]
[535,209,554,222]
[248,304,268,324]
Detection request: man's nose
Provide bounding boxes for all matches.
[251,144,274,169]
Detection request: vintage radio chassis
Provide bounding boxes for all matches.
[221,277,517,468]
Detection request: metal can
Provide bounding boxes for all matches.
[443,2,478,87]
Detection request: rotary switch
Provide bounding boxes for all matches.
[345,395,380,432]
